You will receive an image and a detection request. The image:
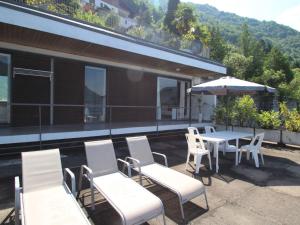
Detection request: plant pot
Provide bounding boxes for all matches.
[282,130,300,146]
[255,128,280,143]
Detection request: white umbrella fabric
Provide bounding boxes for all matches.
[188,76,276,95]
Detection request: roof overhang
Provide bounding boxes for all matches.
[0,1,227,75]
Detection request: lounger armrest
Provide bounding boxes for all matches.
[64,168,76,196]
[15,176,21,225]
[117,158,132,177]
[152,152,168,167]
[125,157,142,185]
[78,165,94,193]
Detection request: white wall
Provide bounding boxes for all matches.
[191,77,216,121]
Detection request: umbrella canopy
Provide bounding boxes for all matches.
[188,76,276,95]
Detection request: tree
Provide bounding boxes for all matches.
[247,40,265,79]
[239,24,252,57]
[105,12,120,29]
[223,52,253,79]
[164,0,180,33]
[173,3,197,36]
[209,26,228,62]
[233,95,257,126]
[264,47,293,82]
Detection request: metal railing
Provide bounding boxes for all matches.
[0,103,212,149]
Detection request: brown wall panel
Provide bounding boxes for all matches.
[11,51,51,126]
[54,58,84,124]
[107,67,157,122]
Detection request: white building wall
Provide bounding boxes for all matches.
[191,77,216,122]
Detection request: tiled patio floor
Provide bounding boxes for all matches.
[0,134,300,225]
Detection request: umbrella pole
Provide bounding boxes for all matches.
[226,96,229,130]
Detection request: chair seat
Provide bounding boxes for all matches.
[140,163,205,203]
[23,186,90,225]
[93,172,163,225]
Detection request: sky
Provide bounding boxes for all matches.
[182,0,300,31]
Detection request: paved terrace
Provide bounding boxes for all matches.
[0,134,300,225]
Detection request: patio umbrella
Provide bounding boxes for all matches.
[187,76,276,128]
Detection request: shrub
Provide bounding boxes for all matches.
[257,111,281,129]
[279,102,300,132]
[233,95,257,126]
[284,110,300,132]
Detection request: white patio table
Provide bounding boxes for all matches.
[199,131,253,173]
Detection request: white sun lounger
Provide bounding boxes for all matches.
[126,136,209,220]
[15,149,91,225]
[79,139,166,225]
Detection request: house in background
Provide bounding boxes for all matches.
[81,0,137,29]
[0,0,226,148]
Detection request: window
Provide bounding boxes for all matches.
[157,77,190,120]
[0,53,10,123]
[84,66,106,123]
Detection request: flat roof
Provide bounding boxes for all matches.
[0,1,226,75]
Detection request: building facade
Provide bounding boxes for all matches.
[0,1,226,146]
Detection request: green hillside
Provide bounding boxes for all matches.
[194,4,300,63]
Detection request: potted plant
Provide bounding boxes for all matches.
[280,103,300,145]
[256,110,281,143]
[232,95,256,133]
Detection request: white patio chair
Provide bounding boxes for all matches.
[239,133,265,167]
[188,127,209,150]
[126,136,208,221]
[185,133,212,173]
[15,149,91,225]
[79,140,166,225]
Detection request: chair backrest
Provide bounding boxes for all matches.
[250,133,264,150]
[84,140,119,177]
[188,127,200,135]
[185,133,206,154]
[126,136,155,167]
[204,126,216,134]
[22,149,63,193]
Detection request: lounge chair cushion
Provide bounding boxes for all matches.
[93,172,163,225]
[22,149,63,193]
[126,136,155,166]
[22,186,90,225]
[140,164,205,203]
[85,140,119,177]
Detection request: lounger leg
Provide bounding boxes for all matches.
[246,150,250,160]
[162,211,167,225]
[90,180,95,210]
[204,191,209,210]
[179,201,185,222]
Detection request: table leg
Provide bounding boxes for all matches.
[215,142,219,173]
[235,139,239,166]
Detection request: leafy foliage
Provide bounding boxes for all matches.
[194,3,300,64]
[257,111,281,129]
[279,102,300,132]
[232,95,257,126]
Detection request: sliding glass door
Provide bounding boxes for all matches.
[0,53,11,124]
[84,66,106,123]
[157,77,190,120]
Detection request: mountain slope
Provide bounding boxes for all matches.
[194,4,300,62]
